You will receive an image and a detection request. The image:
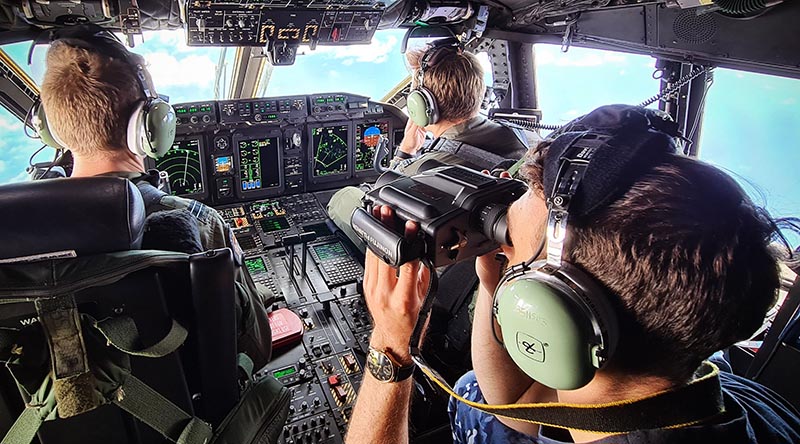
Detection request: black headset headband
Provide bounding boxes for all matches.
[542,105,681,219]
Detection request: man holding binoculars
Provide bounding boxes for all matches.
[345,105,800,444]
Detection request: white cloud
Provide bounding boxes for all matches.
[329,70,341,78]
[141,30,192,53]
[301,34,399,65]
[782,98,797,105]
[0,115,23,132]
[143,52,217,89]
[1,171,29,185]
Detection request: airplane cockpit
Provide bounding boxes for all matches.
[1,0,799,442]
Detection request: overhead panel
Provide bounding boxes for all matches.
[185,0,385,47]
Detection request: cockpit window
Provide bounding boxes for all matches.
[533,43,661,125]
[264,29,408,100]
[697,68,799,242]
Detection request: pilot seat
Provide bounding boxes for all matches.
[0,177,286,444]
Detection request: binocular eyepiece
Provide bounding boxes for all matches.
[350,162,528,267]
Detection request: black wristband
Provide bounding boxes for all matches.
[394,149,413,160]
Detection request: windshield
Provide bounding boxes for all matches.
[0,28,409,184]
[2,37,799,233]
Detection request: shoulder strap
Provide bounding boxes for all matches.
[113,375,212,444]
[2,407,44,444]
[1,376,56,444]
[91,315,188,358]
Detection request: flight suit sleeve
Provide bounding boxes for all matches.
[326,186,369,255]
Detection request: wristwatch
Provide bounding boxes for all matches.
[366,347,415,383]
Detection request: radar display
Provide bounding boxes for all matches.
[311,124,349,177]
[355,121,389,172]
[155,138,204,196]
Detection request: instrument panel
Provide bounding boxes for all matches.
[148,93,448,443]
[186,3,383,47]
[149,93,405,206]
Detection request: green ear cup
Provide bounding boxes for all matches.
[33,103,66,150]
[143,99,177,158]
[494,277,601,390]
[407,90,431,127]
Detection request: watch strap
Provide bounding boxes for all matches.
[394,149,413,160]
[393,362,415,382]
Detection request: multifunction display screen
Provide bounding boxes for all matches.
[355,121,389,172]
[155,138,204,196]
[311,124,349,177]
[237,137,280,192]
[244,257,268,275]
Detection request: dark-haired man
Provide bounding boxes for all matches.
[346,105,800,443]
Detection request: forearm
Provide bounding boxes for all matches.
[346,373,412,444]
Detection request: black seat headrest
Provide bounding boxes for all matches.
[0,177,146,261]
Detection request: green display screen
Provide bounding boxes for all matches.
[313,242,347,261]
[244,257,267,275]
[273,366,297,379]
[176,108,188,114]
[260,217,290,233]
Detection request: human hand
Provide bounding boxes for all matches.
[398,119,426,156]
[363,206,431,364]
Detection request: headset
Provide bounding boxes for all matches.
[406,38,463,128]
[28,24,176,159]
[491,105,682,390]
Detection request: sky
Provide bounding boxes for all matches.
[1,29,798,242]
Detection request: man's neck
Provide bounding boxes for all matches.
[557,372,681,443]
[71,151,146,177]
[426,116,473,138]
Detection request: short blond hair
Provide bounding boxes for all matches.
[40,41,144,156]
[406,45,484,123]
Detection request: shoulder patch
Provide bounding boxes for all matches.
[160,196,214,224]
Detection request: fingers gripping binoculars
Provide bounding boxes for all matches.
[350,161,528,267]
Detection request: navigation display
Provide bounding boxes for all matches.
[237,137,280,192]
[155,138,204,197]
[355,121,390,173]
[311,124,349,178]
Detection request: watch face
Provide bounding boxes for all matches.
[367,349,396,383]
